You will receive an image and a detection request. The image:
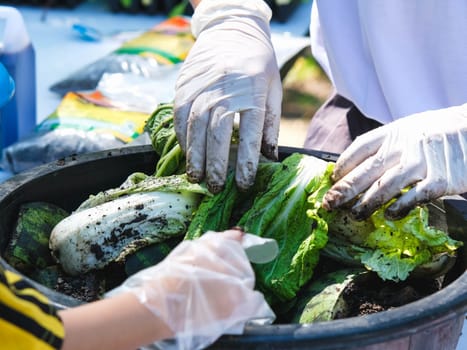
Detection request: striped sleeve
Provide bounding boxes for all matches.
[0,266,64,350]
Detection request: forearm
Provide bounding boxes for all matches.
[59,293,173,350]
[190,0,201,8]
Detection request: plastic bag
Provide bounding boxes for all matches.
[96,65,180,114]
[1,90,151,173]
[0,59,182,174]
[49,16,194,96]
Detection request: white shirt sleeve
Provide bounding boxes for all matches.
[310,0,467,124]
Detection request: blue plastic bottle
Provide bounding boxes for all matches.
[0,6,36,151]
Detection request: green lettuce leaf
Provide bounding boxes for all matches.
[184,161,282,240]
[358,202,462,281]
[184,172,239,240]
[322,165,463,281]
[144,103,185,177]
[238,153,331,304]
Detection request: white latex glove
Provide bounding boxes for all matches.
[323,105,467,220]
[106,230,275,350]
[174,0,282,194]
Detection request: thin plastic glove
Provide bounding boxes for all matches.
[323,105,467,220]
[106,230,275,350]
[174,0,282,194]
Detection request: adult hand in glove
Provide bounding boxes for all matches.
[174,0,282,194]
[106,229,275,350]
[323,105,467,220]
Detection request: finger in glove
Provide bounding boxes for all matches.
[349,164,422,220]
[186,103,210,184]
[330,126,387,182]
[260,72,282,161]
[235,107,266,191]
[323,151,394,212]
[173,101,191,154]
[206,103,236,193]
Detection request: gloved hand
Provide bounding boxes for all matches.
[323,105,467,220]
[106,230,275,350]
[174,0,282,194]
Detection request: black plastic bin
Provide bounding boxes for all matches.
[0,144,466,349]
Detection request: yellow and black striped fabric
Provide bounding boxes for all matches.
[0,265,64,349]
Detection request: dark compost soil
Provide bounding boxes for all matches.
[48,254,448,320]
[341,274,441,317]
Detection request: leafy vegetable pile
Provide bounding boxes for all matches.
[4,103,462,321]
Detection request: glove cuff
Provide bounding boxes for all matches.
[191,0,273,38]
